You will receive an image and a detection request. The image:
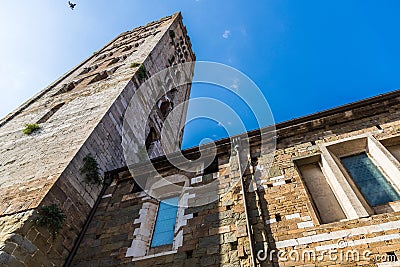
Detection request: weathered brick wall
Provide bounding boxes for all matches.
[71,90,400,267]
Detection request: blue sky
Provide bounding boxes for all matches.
[1,1,400,149]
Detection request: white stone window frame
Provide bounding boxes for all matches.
[125,174,194,261]
[318,133,400,220]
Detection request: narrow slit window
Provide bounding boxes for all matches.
[89,72,108,84]
[341,153,400,206]
[53,82,75,96]
[37,103,65,123]
[150,197,178,248]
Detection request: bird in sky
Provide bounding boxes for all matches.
[68,1,76,10]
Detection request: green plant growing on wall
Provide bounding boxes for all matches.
[80,154,102,185]
[137,64,147,82]
[22,123,40,135]
[130,62,141,68]
[35,204,66,239]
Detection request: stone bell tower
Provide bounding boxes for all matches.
[0,12,195,266]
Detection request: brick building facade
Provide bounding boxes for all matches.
[71,89,400,267]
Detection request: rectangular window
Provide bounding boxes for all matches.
[295,156,346,224]
[37,103,65,123]
[150,197,179,248]
[341,153,400,206]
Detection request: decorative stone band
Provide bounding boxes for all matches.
[275,220,400,250]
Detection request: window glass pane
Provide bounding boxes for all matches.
[150,197,179,247]
[341,153,400,206]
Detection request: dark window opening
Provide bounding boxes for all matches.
[204,157,219,175]
[159,101,172,120]
[37,103,65,124]
[94,52,113,63]
[107,57,120,66]
[131,181,143,193]
[230,241,238,250]
[54,82,75,95]
[94,54,107,62]
[121,45,132,52]
[79,65,98,76]
[186,250,193,259]
[169,88,178,100]
[89,72,109,84]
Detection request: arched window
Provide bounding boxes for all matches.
[159,101,172,120]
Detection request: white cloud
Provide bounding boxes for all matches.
[222,30,231,39]
[230,78,240,92]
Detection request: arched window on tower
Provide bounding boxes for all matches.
[159,100,172,120]
[168,88,178,101]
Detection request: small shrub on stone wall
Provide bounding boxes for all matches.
[35,204,66,239]
[130,62,141,68]
[137,64,147,82]
[80,154,102,185]
[22,123,40,135]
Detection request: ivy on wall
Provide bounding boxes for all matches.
[35,204,66,239]
[80,154,102,185]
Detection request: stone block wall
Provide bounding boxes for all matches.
[0,12,195,266]
[72,90,400,267]
[72,151,252,267]
[248,90,400,266]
